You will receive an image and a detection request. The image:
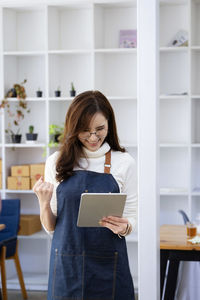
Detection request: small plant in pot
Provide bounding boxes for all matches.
[6,128,22,144]
[26,125,38,143]
[49,124,64,148]
[55,87,61,97]
[0,79,30,144]
[36,88,43,98]
[70,82,76,97]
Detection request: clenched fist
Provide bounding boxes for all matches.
[33,176,54,206]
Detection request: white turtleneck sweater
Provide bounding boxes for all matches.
[44,142,137,234]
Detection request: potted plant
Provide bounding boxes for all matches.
[26,125,38,143]
[49,124,64,147]
[70,82,76,97]
[55,87,61,97]
[36,88,43,98]
[6,128,22,143]
[0,79,30,144]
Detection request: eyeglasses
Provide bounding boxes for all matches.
[79,126,108,140]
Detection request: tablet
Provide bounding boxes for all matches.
[77,193,127,227]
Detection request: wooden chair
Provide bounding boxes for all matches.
[0,199,27,300]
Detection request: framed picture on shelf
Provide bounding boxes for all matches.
[119,29,137,48]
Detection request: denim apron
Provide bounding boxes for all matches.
[47,151,135,300]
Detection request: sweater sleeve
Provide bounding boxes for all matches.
[41,152,59,235]
[121,155,138,232]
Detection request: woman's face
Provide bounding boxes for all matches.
[78,112,108,152]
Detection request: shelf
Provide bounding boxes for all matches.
[5,143,46,148]
[0,0,138,293]
[160,47,188,52]
[5,97,46,102]
[48,49,92,55]
[94,48,137,53]
[7,272,48,291]
[160,143,189,147]
[108,96,137,101]
[18,230,49,240]
[191,95,200,99]
[4,51,46,56]
[48,97,73,101]
[160,94,188,99]
[160,188,188,195]
[5,190,35,194]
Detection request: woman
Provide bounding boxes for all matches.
[33,90,137,300]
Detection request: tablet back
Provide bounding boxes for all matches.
[77,193,126,227]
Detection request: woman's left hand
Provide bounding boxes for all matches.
[99,216,129,235]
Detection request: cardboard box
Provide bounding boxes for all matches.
[7,176,30,190]
[0,174,2,189]
[18,215,42,236]
[31,178,38,189]
[11,165,30,177]
[0,159,2,173]
[30,163,45,180]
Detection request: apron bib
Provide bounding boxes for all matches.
[47,151,135,300]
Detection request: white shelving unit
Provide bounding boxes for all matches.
[159,0,200,225]
[0,0,138,291]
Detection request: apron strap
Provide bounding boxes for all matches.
[104,150,111,174]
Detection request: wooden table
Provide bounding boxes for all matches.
[160,225,200,300]
[0,224,5,231]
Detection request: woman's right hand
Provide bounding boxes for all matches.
[33,176,54,206]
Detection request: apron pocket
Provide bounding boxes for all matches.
[84,251,118,300]
[53,250,83,299]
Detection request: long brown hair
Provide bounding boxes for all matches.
[56,90,125,182]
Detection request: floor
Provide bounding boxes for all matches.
[6,290,138,300]
[6,290,47,300]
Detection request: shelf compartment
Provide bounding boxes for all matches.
[95,52,136,97]
[191,0,200,46]
[191,148,200,192]
[3,7,46,52]
[48,53,92,97]
[191,98,200,143]
[4,55,46,98]
[48,5,92,51]
[94,2,136,49]
[4,101,47,144]
[111,99,137,145]
[49,101,70,131]
[4,193,40,214]
[160,51,189,95]
[191,49,200,95]
[160,1,189,47]
[159,97,189,144]
[160,147,189,191]
[160,195,189,225]
[5,147,45,187]
[94,1,137,49]
[191,195,200,222]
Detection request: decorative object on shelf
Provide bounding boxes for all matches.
[119,29,137,48]
[49,124,64,148]
[55,87,61,97]
[70,82,76,97]
[11,134,22,144]
[36,88,43,98]
[26,125,38,143]
[0,79,30,143]
[168,30,188,47]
